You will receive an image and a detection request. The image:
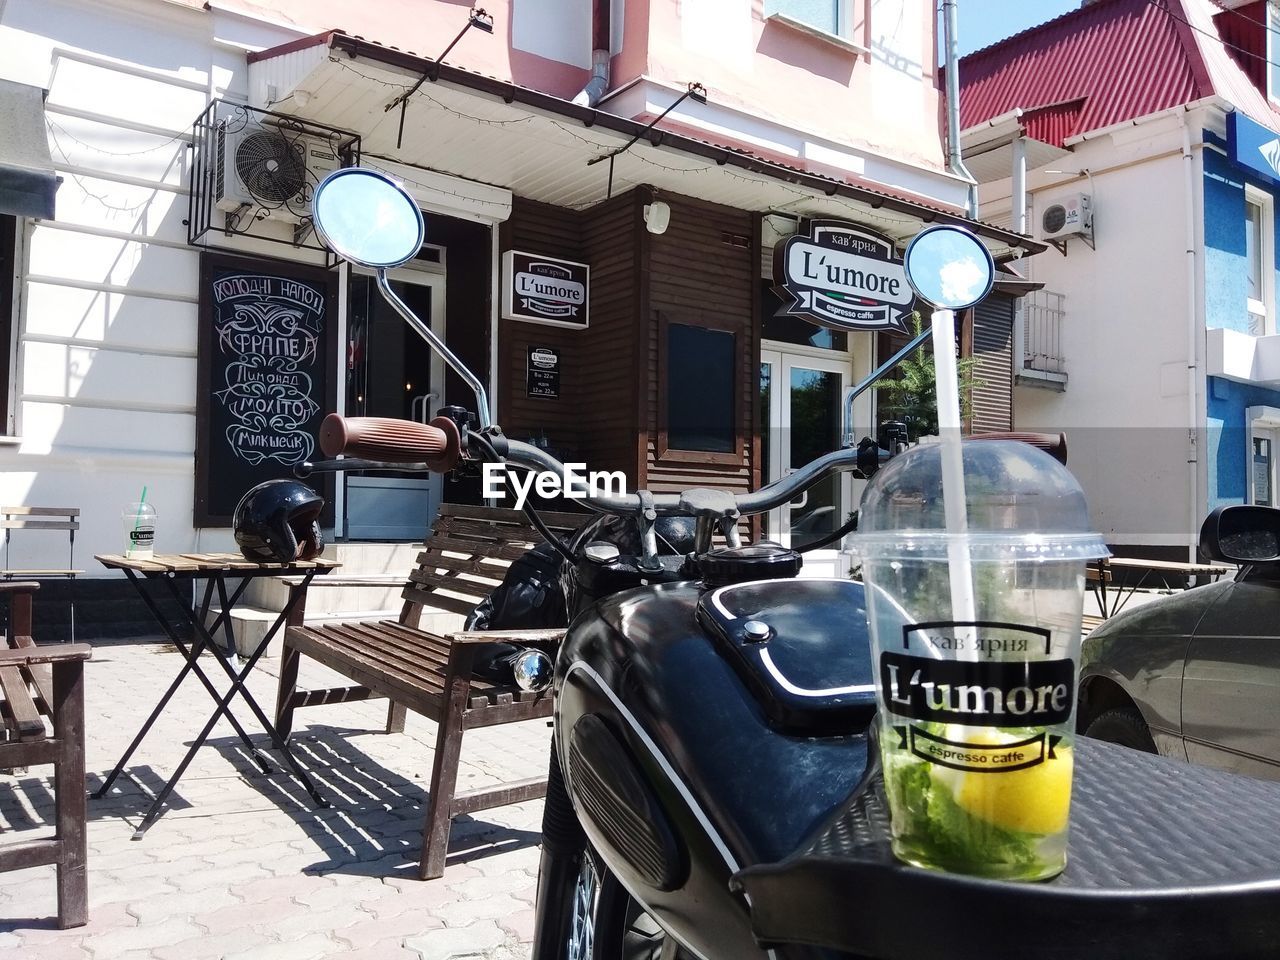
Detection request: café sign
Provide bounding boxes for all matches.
[503,250,590,329]
[773,220,915,333]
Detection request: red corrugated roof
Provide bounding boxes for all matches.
[960,0,1212,146]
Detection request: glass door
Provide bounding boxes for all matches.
[760,349,851,558]
[344,265,446,540]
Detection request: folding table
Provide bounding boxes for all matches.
[1090,556,1230,619]
[92,552,339,837]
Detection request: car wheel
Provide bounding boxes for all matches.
[1085,707,1157,753]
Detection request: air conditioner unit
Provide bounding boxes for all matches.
[213,120,342,223]
[1040,193,1093,241]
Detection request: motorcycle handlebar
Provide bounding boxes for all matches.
[311,417,1065,522]
[318,414,462,472]
[499,438,861,518]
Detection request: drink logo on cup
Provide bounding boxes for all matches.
[891,724,1063,774]
[129,530,154,543]
[881,621,1072,773]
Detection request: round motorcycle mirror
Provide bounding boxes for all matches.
[902,224,995,310]
[311,168,425,269]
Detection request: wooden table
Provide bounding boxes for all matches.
[92,552,339,837]
[1091,556,1230,619]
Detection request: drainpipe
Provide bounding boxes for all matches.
[1180,113,1200,563]
[941,0,978,218]
[1010,134,1028,384]
[572,0,611,107]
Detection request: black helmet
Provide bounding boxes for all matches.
[233,480,325,563]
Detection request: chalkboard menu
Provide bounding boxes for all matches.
[195,252,337,527]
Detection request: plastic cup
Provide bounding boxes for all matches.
[122,502,157,560]
[853,441,1107,881]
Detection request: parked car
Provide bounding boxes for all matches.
[1078,504,1280,780]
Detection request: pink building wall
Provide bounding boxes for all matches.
[212,0,948,180]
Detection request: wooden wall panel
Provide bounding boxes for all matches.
[644,195,758,497]
[578,193,643,483]
[498,198,584,455]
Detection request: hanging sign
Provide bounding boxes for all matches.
[503,250,590,329]
[773,220,914,333]
[526,345,562,399]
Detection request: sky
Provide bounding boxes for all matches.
[957,0,1081,57]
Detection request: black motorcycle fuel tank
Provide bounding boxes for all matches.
[556,577,878,960]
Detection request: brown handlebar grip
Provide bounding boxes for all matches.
[319,414,462,471]
[969,431,1068,465]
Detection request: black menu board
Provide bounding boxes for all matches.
[195,252,337,527]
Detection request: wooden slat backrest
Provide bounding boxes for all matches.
[399,503,584,621]
[2,507,80,575]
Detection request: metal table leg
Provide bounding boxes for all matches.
[93,571,269,800]
[126,574,326,836]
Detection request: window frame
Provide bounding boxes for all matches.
[656,311,745,466]
[1246,187,1275,337]
[1247,406,1280,507]
[763,0,857,41]
[0,214,18,437]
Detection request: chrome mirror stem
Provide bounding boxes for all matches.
[376,269,492,429]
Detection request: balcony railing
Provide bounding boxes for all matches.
[1022,290,1067,381]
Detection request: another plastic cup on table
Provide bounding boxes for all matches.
[122,502,157,560]
[852,440,1108,881]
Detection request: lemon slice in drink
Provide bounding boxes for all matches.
[938,727,1074,836]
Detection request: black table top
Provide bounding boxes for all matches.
[734,738,1280,959]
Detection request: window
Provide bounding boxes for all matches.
[0,214,15,434]
[1256,435,1273,506]
[764,0,849,37]
[1246,189,1273,336]
[660,317,740,462]
[1247,407,1280,506]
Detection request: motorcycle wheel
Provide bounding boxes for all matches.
[567,847,688,960]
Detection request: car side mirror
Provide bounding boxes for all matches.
[1199,504,1280,563]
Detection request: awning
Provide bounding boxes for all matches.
[0,79,60,219]
[246,32,1044,262]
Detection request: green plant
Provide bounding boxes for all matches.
[874,313,984,441]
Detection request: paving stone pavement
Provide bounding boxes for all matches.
[0,634,552,959]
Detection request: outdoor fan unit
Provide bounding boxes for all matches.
[1040,193,1093,241]
[213,121,340,222]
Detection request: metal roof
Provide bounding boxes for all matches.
[960,0,1210,147]
[247,31,1042,260]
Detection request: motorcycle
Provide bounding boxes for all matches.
[302,167,1280,960]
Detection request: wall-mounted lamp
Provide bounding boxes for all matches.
[644,201,671,235]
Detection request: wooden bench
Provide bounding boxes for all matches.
[0,582,91,928]
[276,502,582,879]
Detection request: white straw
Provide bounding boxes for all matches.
[930,308,978,629]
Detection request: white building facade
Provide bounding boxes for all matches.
[1,0,1033,632]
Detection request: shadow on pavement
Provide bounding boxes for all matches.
[62,723,542,879]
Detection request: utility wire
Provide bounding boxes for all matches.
[1147,0,1280,74]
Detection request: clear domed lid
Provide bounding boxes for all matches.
[852,440,1108,561]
